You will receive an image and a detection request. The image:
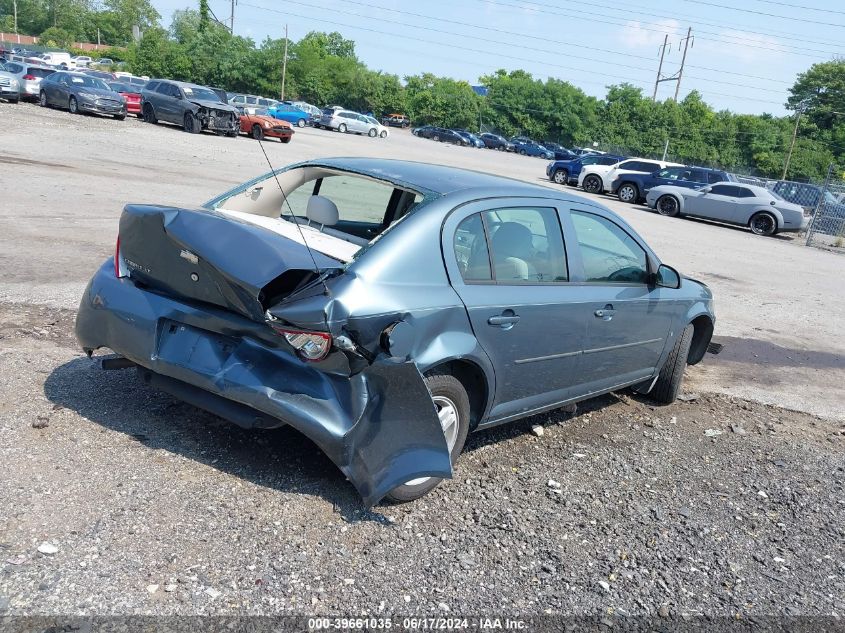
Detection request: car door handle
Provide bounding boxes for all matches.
[594,304,616,320]
[488,312,520,327]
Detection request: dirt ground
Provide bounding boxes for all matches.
[0,103,843,619]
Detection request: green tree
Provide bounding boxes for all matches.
[39,25,73,47]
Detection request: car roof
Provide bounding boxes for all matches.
[295,158,557,197]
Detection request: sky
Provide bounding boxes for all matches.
[148,0,845,116]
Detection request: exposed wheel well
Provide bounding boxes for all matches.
[425,360,489,429]
[688,315,714,365]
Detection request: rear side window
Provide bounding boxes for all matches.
[145,81,159,92]
[571,211,648,284]
[736,187,756,198]
[455,214,492,281]
[482,207,568,283]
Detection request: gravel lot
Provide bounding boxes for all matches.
[0,103,843,620]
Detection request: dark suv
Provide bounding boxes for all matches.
[479,133,514,151]
[141,79,239,135]
[546,153,626,186]
[611,166,735,204]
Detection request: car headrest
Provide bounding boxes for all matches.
[306,195,339,226]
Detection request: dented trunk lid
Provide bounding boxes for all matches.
[118,204,340,321]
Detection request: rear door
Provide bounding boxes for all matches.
[442,198,586,421]
[564,208,674,394]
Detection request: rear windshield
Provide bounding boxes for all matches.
[27,67,55,78]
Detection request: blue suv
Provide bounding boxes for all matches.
[611,166,735,204]
[546,153,626,186]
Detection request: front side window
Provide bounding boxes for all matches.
[571,211,648,284]
[482,207,567,283]
[707,171,724,184]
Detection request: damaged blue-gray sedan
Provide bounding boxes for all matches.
[76,158,716,505]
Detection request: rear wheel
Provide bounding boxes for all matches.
[656,195,680,217]
[183,112,199,134]
[383,374,470,503]
[251,124,264,140]
[749,211,777,236]
[582,174,602,194]
[39,91,48,107]
[552,169,568,185]
[68,96,79,114]
[432,135,440,141]
[338,123,347,133]
[651,324,694,405]
[368,128,377,137]
[617,182,639,203]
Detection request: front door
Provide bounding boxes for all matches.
[687,184,741,222]
[443,200,586,421]
[565,209,675,394]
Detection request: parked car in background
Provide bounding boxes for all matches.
[2,62,54,101]
[268,102,309,128]
[38,51,73,68]
[770,181,823,214]
[72,55,92,67]
[0,64,21,103]
[412,124,439,139]
[79,68,116,82]
[230,93,279,109]
[479,133,514,151]
[39,71,126,119]
[430,128,469,145]
[95,58,114,66]
[514,141,554,159]
[123,75,148,87]
[107,81,143,116]
[611,166,735,204]
[382,113,410,128]
[363,115,390,138]
[320,109,386,137]
[646,182,807,236]
[236,106,294,143]
[579,158,682,194]
[141,79,239,136]
[289,101,322,125]
[510,136,535,145]
[76,157,715,506]
[546,153,626,186]
[453,130,484,147]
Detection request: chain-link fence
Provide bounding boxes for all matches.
[805,165,845,251]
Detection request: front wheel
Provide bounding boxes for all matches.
[251,124,264,140]
[656,195,680,217]
[39,91,48,107]
[749,211,778,236]
[368,128,377,137]
[183,112,199,134]
[582,174,602,194]
[552,169,568,185]
[383,373,470,503]
[650,324,694,405]
[519,149,526,155]
[380,130,387,138]
[68,96,79,114]
[296,118,306,128]
[338,123,347,133]
[617,182,639,203]
[142,103,157,124]
[114,113,125,121]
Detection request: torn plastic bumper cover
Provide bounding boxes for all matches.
[75,262,452,506]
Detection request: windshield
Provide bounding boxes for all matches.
[108,82,133,93]
[68,75,110,90]
[182,86,220,102]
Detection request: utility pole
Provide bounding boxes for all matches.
[652,34,669,101]
[280,24,289,101]
[12,0,17,35]
[782,102,806,180]
[662,138,669,161]
[230,0,236,33]
[674,27,693,102]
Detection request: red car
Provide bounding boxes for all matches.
[108,81,141,116]
[237,107,294,143]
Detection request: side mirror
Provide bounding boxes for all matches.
[655,264,681,289]
[700,186,711,194]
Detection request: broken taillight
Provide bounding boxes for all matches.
[271,326,331,361]
[114,236,128,278]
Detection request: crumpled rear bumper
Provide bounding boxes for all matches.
[75,261,452,505]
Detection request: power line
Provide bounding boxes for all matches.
[680,0,845,26]
[747,0,845,15]
[240,3,789,108]
[243,0,790,98]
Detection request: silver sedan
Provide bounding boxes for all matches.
[646,182,808,236]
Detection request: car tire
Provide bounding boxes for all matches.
[582,174,602,194]
[281,136,291,143]
[496,146,504,151]
[251,124,264,140]
[142,103,157,124]
[114,113,125,121]
[9,98,19,104]
[383,373,471,504]
[432,135,440,141]
[338,123,347,133]
[618,182,639,203]
[552,169,568,185]
[650,324,694,405]
[183,112,199,134]
[519,149,526,155]
[39,91,48,107]
[68,96,79,114]
[380,130,388,138]
[656,194,681,217]
[297,118,306,128]
[368,128,377,137]
[749,211,778,236]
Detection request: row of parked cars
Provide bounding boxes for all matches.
[545,154,819,237]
